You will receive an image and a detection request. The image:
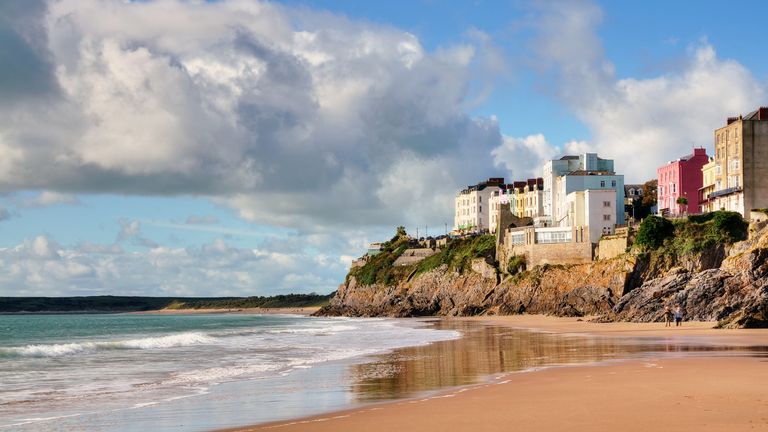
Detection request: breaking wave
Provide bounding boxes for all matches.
[0,332,216,358]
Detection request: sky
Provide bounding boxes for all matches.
[1,0,767,297]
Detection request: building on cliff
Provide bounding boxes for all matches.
[500,179,544,219]
[656,147,709,216]
[624,184,644,222]
[543,153,624,228]
[699,107,768,218]
[454,177,504,233]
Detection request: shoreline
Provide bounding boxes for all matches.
[223,314,768,432]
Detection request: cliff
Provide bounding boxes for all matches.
[318,213,768,328]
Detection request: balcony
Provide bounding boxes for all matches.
[708,186,742,199]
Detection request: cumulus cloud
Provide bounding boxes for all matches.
[0,0,504,230]
[0,235,345,297]
[526,0,765,181]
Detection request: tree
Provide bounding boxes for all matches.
[631,179,658,220]
[676,196,688,215]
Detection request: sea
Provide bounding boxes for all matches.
[0,313,460,431]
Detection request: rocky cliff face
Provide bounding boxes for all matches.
[610,225,768,328]
[318,225,768,328]
[320,257,631,318]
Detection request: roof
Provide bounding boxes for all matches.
[559,155,580,160]
[566,170,615,176]
[743,107,768,121]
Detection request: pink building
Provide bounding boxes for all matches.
[657,148,710,216]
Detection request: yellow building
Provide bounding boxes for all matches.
[706,107,768,217]
[699,157,717,213]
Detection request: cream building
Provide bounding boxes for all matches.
[705,107,768,217]
[453,178,504,233]
[699,157,717,213]
[563,189,617,243]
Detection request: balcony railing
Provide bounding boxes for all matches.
[708,186,742,199]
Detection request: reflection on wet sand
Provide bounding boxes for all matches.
[348,320,768,402]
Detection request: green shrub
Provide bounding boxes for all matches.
[711,211,748,242]
[506,255,526,274]
[635,215,675,249]
[414,234,497,276]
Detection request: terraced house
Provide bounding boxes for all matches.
[700,107,768,217]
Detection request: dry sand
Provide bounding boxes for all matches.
[225,315,768,432]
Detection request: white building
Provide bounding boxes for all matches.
[489,187,514,234]
[543,153,624,227]
[454,178,504,233]
[564,189,617,243]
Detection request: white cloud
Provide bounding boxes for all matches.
[0,235,347,297]
[528,1,765,182]
[0,0,505,231]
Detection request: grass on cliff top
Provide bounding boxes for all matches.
[347,233,498,287]
[347,231,418,286]
[634,211,748,256]
[414,234,496,276]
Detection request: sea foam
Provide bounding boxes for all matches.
[2,332,217,358]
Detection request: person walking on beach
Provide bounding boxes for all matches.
[674,305,683,327]
[664,306,672,327]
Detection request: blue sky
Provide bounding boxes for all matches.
[1,0,767,297]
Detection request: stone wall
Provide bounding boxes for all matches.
[393,248,438,266]
[597,228,630,261]
[508,241,594,267]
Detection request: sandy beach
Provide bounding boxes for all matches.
[225,315,768,432]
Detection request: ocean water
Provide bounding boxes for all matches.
[0,313,460,431]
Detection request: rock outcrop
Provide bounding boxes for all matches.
[318,224,768,328]
[610,225,768,327]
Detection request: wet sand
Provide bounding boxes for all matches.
[225,315,768,432]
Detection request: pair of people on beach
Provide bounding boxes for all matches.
[664,305,683,327]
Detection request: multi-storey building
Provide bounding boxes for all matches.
[453,177,504,233]
[563,189,617,243]
[509,178,544,219]
[489,184,513,234]
[552,170,625,227]
[543,153,623,227]
[699,157,717,213]
[703,107,768,217]
[488,179,545,233]
[656,148,709,216]
[543,154,614,220]
[624,184,644,222]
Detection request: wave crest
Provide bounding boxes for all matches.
[1,332,216,358]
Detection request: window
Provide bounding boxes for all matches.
[603,215,611,221]
[600,181,605,187]
[611,180,616,187]
[603,201,611,207]
[479,196,482,203]
[479,205,482,213]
